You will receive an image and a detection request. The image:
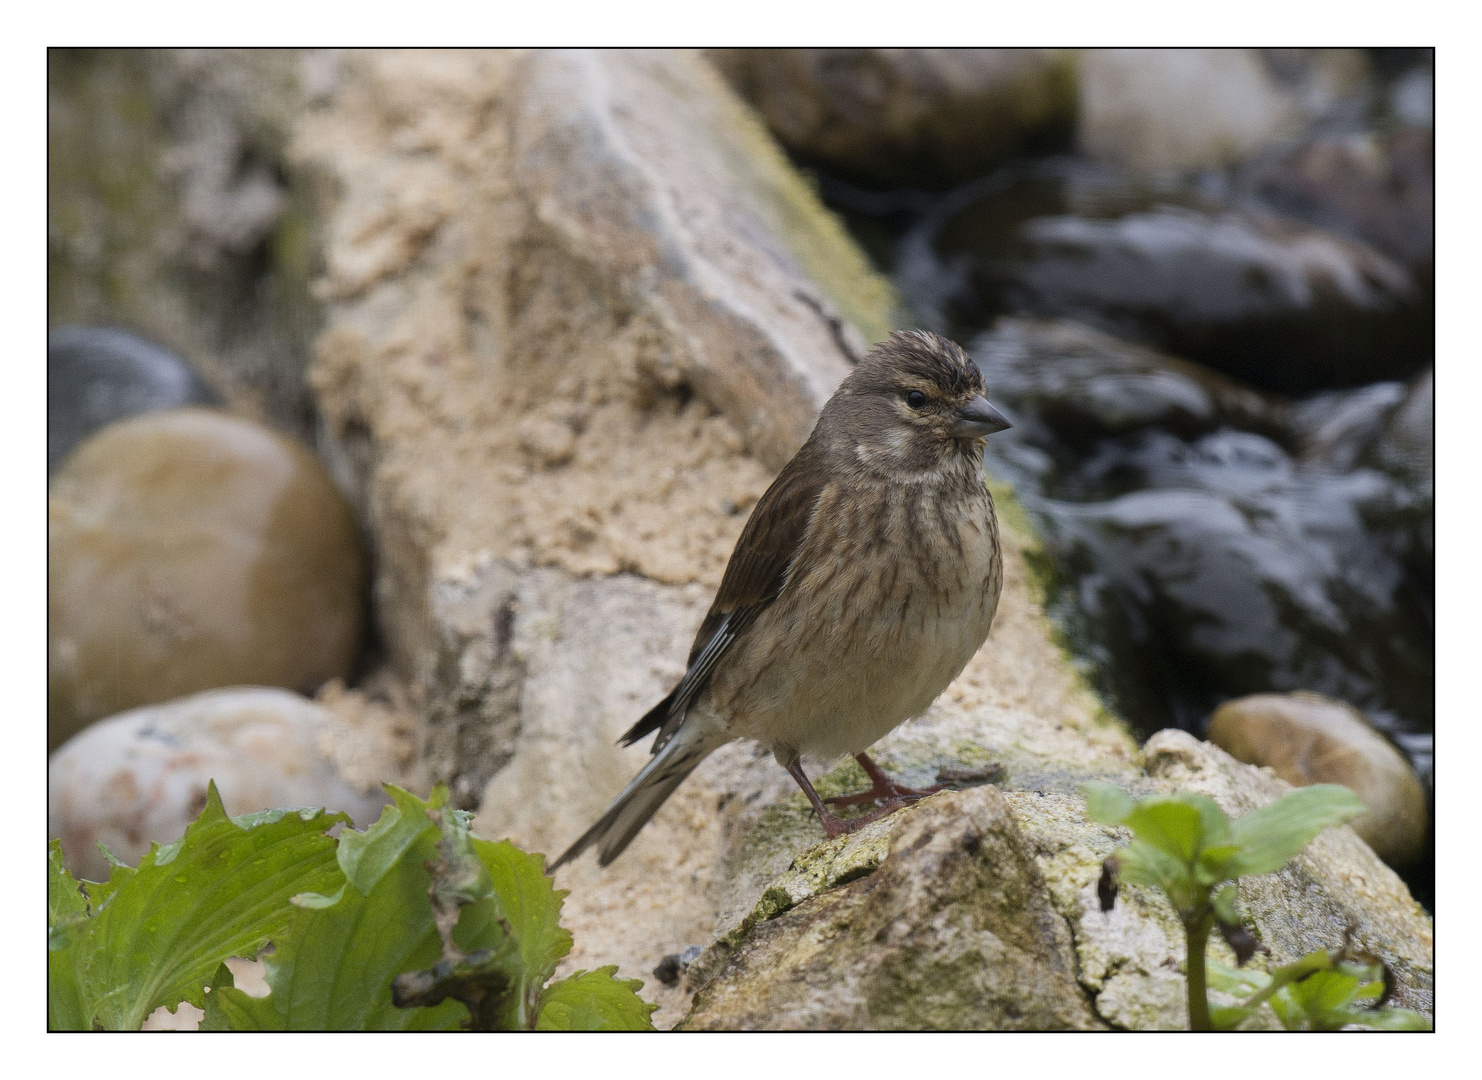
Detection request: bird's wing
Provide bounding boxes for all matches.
[618,443,828,753]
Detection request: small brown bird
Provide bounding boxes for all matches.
[551,330,1011,870]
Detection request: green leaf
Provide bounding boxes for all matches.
[53,782,346,1030]
[1122,797,1205,865]
[205,793,466,1031]
[1210,884,1240,925]
[1346,1007,1433,1031]
[536,967,658,1031]
[1116,837,1192,896]
[472,836,573,1024]
[48,842,91,1030]
[1206,958,1267,996]
[1210,1005,1257,1031]
[1227,785,1367,878]
[1081,782,1135,825]
[336,784,445,895]
[48,841,89,925]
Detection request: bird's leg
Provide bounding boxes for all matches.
[825,752,945,809]
[784,759,891,838]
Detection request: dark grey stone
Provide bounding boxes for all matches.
[48,326,217,471]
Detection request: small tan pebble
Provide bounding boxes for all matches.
[1207,691,1428,866]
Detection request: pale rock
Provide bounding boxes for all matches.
[48,687,395,882]
[1078,49,1300,171]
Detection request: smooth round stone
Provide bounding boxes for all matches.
[1208,692,1428,866]
[48,326,218,472]
[49,688,392,882]
[48,408,365,748]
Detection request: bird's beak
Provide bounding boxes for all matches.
[953,395,1012,439]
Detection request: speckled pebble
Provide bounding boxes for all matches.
[49,686,393,882]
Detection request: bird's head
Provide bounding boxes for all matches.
[823,330,1011,480]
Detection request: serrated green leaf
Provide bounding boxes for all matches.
[58,781,347,1030]
[1081,782,1135,825]
[49,841,89,925]
[206,800,466,1031]
[536,967,657,1031]
[48,843,91,1030]
[471,836,573,1025]
[336,784,445,896]
[1227,785,1367,878]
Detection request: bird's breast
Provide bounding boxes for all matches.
[712,474,1003,758]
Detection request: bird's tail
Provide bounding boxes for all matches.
[549,722,720,871]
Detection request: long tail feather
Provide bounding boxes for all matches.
[549,726,718,871]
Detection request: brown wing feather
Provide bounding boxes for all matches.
[618,441,829,752]
[691,441,827,659]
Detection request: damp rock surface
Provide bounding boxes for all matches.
[48,325,218,471]
[48,407,365,746]
[1208,692,1428,866]
[708,48,1076,189]
[911,168,1425,395]
[48,686,397,883]
[972,319,1432,769]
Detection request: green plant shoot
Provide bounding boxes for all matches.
[1082,781,1369,1031]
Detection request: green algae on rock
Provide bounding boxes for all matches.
[48,408,365,746]
[681,787,1102,1030]
[678,730,1430,1029]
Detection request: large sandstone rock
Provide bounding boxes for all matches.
[707,48,1076,188]
[680,730,1431,1030]
[682,786,1102,1030]
[47,408,366,747]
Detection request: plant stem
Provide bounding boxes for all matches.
[1185,911,1214,1031]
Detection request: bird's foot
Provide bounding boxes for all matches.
[816,802,901,838]
[824,753,945,808]
[786,755,935,841]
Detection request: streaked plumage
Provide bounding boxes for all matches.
[552,330,1010,870]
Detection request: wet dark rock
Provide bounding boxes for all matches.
[969,317,1285,454]
[1243,128,1433,271]
[1295,368,1432,491]
[1207,692,1428,867]
[708,48,1076,189]
[972,320,1432,769]
[905,164,1425,394]
[48,407,366,747]
[48,325,218,471]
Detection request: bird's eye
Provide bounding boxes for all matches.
[906,390,927,409]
